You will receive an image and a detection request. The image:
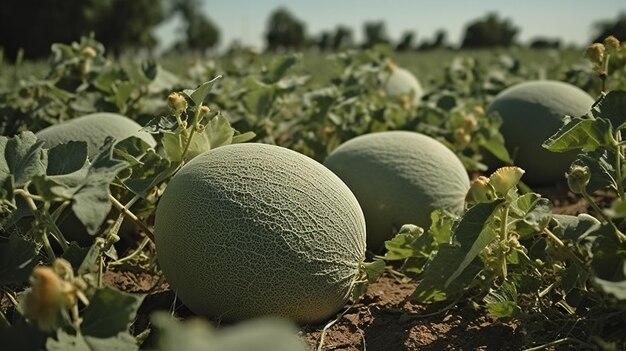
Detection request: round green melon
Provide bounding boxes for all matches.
[380,65,424,106]
[154,143,366,323]
[486,80,595,185]
[35,112,156,158]
[324,131,470,252]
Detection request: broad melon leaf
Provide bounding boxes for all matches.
[0,236,38,284]
[46,329,138,351]
[72,139,128,235]
[445,201,501,287]
[242,76,276,117]
[46,141,88,176]
[509,194,552,237]
[571,150,616,193]
[592,91,626,129]
[152,313,306,351]
[81,287,145,338]
[411,244,483,303]
[0,132,48,187]
[263,54,299,84]
[205,114,234,149]
[123,150,172,198]
[542,117,613,153]
[383,224,431,261]
[183,76,222,107]
[113,136,153,167]
[551,214,600,242]
[483,282,522,319]
[0,322,49,350]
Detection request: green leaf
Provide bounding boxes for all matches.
[81,287,145,338]
[46,330,138,351]
[594,277,626,300]
[363,259,386,283]
[543,117,613,153]
[484,282,522,319]
[242,77,276,117]
[71,139,128,235]
[510,194,552,237]
[183,76,222,106]
[152,313,305,351]
[232,132,256,144]
[573,150,616,193]
[383,224,430,261]
[46,141,88,176]
[410,244,483,303]
[592,90,626,129]
[263,54,299,84]
[31,175,74,201]
[428,209,457,244]
[123,150,172,198]
[1,132,48,187]
[551,214,600,242]
[445,201,502,287]
[113,136,152,167]
[0,236,37,284]
[205,115,234,149]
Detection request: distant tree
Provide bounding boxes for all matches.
[461,13,519,49]
[529,37,561,49]
[0,0,164,59]
[265,7,307,51]
[362,21,390,48]
[395,31,415,51]
[315,31,333,51]
[172,0,220,51]
[592,12,626,43]
[417,30,449,50]
[332,26,354,50]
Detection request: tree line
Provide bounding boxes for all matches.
[1,1,625,59]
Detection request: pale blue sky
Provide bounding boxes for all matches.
[155,0,626,50]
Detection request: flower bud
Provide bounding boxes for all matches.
[489,166,525,196]
[566,164,590,194]
[168,92,188,114]
[466,176,496,204]
[603,36,620,55]
[384,60,397,73]
[81,47,97,59]
[463,115,478,131]
[20,265,76,332]
[584,43,605,67]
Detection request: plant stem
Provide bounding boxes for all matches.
[614,130,625,201]
[542,228,586,266]
[109,236,150,266]
[500,205,510,279]
[15,189,58,260]
[581,189,626,242]
[180,103,203,163]
[108,194,154,242]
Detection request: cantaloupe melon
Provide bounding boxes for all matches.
[486,80,595,185]
[380,64,424,106]
[35,112,156,158]
[154,143,366,323]
[324,131,470,252]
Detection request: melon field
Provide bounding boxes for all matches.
[1,36,626,351]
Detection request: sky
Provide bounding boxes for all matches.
[154,0,626,51]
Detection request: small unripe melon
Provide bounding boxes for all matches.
[486,80,595,185]
[324,131,470,252]
[154,143,366,323]
[380,65,424,106]
[35,112,156,158]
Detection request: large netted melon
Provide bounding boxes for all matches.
[380,64,424,106]
[154,143,366,323]
[324,131,470,252]
[486,80,595,185]
[35,112,156,158]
